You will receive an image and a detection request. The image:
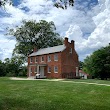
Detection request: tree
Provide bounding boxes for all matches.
[54,0,74,9]
[4,56,25,77]
[0,0,74,9]
[0,60,6,76]
[8,20,63,61]
[0,0,11,7]
[79,61,84,70]
[83,45,110,80]
[83,56,94,76]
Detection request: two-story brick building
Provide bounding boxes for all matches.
[27,37,79,78]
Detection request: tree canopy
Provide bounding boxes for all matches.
[54,0,74,9]
[0,56,27,77]
[0,0,74,9]
[0,0,12,7]
[83,45,110,79]
[8,20,63,60]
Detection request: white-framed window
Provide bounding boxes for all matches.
[54,66,58,73]
[35,67,37,73]
[70,48,72,53]
[48,67,51,73]
[41,56,44,62]
[35,57,38,63]
[30,57,33,63]
[31,68,32,73]
[48,55,51,62]
[54,54,58,61]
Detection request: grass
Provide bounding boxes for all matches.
[0,77,110,110]
[64,79,110,84]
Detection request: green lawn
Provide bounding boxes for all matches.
[0,77,110,110]
[64,79,110,84]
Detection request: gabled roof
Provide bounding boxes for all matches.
[29,45,66,56]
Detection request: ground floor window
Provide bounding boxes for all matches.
[48,67,51,73]
[54,66,58,73]
[31,68,32,73]
[35,67,37,73]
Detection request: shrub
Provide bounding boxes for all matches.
[6,72,15,77]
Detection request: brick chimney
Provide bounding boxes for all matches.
[64,37,69,47]
[33,46,37,52]
[71,40,74,49]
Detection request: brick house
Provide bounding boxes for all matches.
[27,37,79,78]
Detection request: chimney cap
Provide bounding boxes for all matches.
[71,40,74,43]
[65,37,68,39]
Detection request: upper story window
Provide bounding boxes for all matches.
[48,67,51,73]
[35,57,38,63]
[54,54,58,61]
[41,56,44,62]
[48,55,51,62]
[54,66,58,73]
[30,57,33,63]
[70,48,72,53]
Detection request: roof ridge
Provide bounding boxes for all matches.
[29,44,66,56]
[38,44,64,51]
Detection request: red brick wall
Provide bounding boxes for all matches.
[28,52,62,78]
[61,40,79,77]
[45,53,62,78]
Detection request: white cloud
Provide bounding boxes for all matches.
[0,34,16,60]
[73,0,110,60]
[0,0,110,61]
[86,0,110,48]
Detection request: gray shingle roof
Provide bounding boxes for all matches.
[29,45,66,56]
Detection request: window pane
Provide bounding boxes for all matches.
[48,67,51,73]
[48,56,51,62]
[35,67,37,73]
[36,57,38,62]
[54,54,58,61]
[41,56,44,62]
[70,48,72,53]
[30,57,33,62]
[54,66,58,73]
[31,68,32,73]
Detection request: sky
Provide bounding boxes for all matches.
[0,0,110,61]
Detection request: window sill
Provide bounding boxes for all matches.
[41,61,44,62]
[48,61,51,62]
[54,60,58,61]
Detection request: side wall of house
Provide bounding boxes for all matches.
[61,40,79,78]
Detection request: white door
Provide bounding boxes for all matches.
[40,67,44,78]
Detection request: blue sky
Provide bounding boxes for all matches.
[0,0,110,61]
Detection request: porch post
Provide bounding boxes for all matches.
[76,67,79,76]
[29,66,31,77]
